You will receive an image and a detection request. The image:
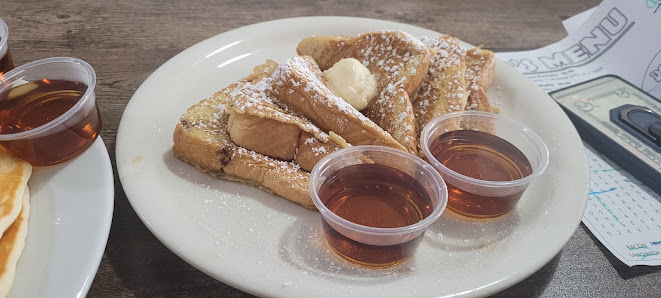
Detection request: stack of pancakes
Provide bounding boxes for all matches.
[0,151,31,297]
[173,30,496,208]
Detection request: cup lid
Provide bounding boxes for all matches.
[309,145,448,237]
[0,57,97,140]
[420,111,550,189]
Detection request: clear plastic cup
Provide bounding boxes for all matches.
[309,145,448,267]
[420,111,549,218]
[0,57,101,166]
[0,17,15,75]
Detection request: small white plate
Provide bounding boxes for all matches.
[116,17,589,297]
[9,138,114,298]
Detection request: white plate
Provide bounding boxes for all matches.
[9,138,114,298]
[116,17,589,297]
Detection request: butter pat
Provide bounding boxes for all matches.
[323,58,377,110]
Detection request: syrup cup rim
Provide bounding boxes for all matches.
[0,18,8,51]
[420,110,550,188]
[309,145,448,237]
[0,57,97,140]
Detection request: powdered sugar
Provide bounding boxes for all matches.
[413,34,469,129]
[464,48,496,111]
[311,146,327,156]
[335,31,430,149]
[270,56,405,150]
[227,70,331,143]
[234,146,304,176]
[272,56,370,122]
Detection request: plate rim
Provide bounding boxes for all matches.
[10,136,114,298]
[116,16,589,297]
[79,137,115,297]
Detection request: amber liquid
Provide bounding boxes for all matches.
[430,130,532,218]
[0,50,14,75]
[0,79,101,166]
[318,163,433,266]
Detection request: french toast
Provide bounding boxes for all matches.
[226,56,403,166]
[297,30,433,153]
[174,56,408,208]
[173,80,316,208]
[412,35,469,136]
[465,47,497,113]
[224,59,350,170]
[174,30,499,209]
[269,56,406,152]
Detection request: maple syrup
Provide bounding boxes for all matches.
[430,130,532,218]
[0,79,101,166]
[317,163,433,266]
[0,50,13,75]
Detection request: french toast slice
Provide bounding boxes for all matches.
[225,56,401,167]
[174,57,394,209]
[297,31,432,153]
[269,56,406,152]
[465,47,497,113]
[173,74,315,209]
[225,60,349,169]
[412,35,469,136]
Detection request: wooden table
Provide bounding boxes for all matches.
[4,0,661,296]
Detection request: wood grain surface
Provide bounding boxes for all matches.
[3,0,660,297]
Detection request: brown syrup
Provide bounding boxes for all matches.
[0,79,101,166]
[430,130,532,218]
[0,50,14,75]
[318,163,432,266]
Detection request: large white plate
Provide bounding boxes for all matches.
[116,17,589,297]
[9,138,114,298]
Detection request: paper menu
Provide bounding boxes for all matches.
[583,147,661,266]
[494,0,661,266]
[496,0,661,99]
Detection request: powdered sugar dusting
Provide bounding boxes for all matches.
[234,146,303,175]
[464,48,496,112]
[339,31,429,150]
[311,146,327,156]
[179,89,233,145]
[228,76,331,143]
[272,56,372,124]
[270,56,404,150]
[413,34,469,133]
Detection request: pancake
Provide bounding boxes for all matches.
[0,187,30,298]
[0,151,32,237]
